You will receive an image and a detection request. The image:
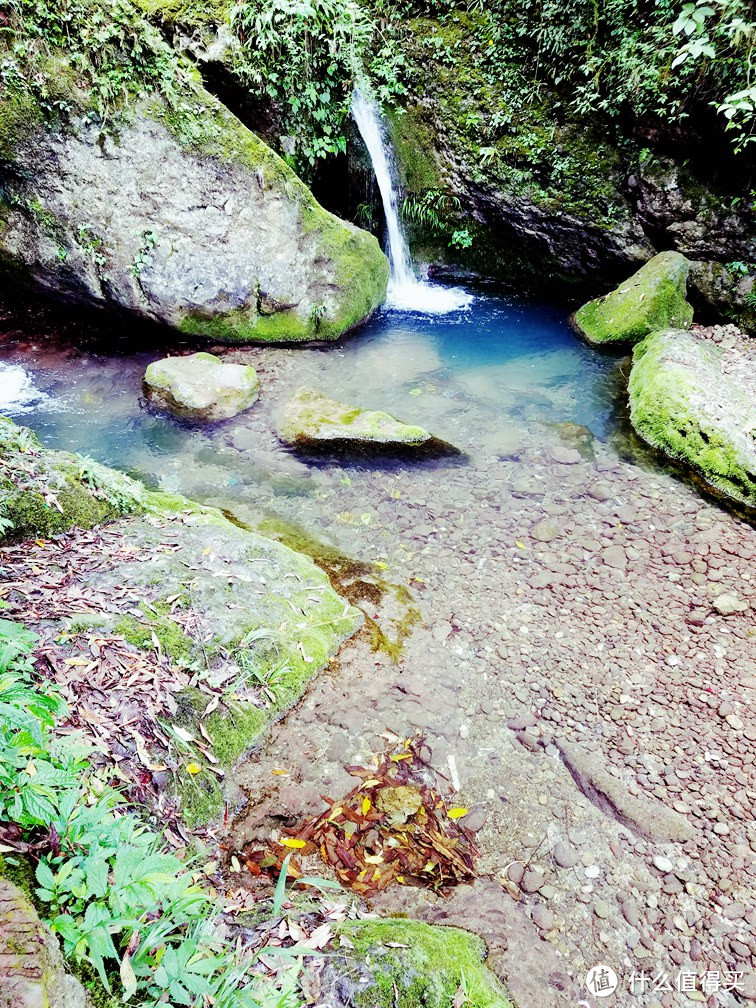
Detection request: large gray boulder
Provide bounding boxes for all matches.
[0,88,388,343]
[143,352,259,421]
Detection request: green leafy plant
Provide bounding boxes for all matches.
[0,618,311,1006]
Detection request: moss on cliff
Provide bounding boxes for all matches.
[337,919,512,1008]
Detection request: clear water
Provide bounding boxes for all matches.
[0,291,620,509]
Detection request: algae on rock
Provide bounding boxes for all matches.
[628,329,755,508]
[276,387,460,455]
[332,919,512,1008]
[573,251,694,346]
[0,418,362,826]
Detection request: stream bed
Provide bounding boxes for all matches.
[1,291,755,1006]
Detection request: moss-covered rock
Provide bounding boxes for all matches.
[0,417,145,545]
[628,329,755,507]
[143,352,260,421]
[0,7,388,344]
[276,388,460,455]
[333,919,512,1008]
[0,877,90,1008]
[0,418,362,825]
[573,251,694,346]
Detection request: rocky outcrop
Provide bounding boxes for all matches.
[628,328,756,508]
[0,80,388,343]
[143,351,259,421]
[0,416,362,824]
[0,878,90,1008]
[572,252,693,346]
[276,388,459,455]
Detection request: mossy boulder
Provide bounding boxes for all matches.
[143,352,260,421]
[573,251,694,346]
[333,919,512,1008]
[628,329,755,507]
[0,418,362,825]
[0,20,388,343]
[0,417,145,545]
[276,388,460,455]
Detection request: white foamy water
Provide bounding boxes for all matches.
[0,362,48,414]
[351,88,473,315]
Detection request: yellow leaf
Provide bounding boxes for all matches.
[271,768,288,775]
[202,547,212,556]
[362,778,381,788]
[34,539,48,547]
[389,489,402,499]
[186,762,203,775]
[361,797,372,814]
[364,854,384,864]
[448,807,468,819]
[515,541,527,550]
[280,838,307,849]
[409,387,423,396]
[390,753,412,762]
[374,561,389,570]
[25,760,36,777]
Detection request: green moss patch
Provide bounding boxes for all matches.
[574,251,694,346]
[336,919,512,1008]
[628,329,756,507]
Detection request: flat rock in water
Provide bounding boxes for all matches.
[275,387,460,455]
[144,352,260,422]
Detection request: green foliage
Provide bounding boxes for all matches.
[380,0,754,155]
[0,0,187,124]
[401,189,461,233]
[0,618,303,1007]
[229,0,404,173]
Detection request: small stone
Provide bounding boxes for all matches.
[551,447,581,465]
[653,855,674,873]
[602,545,627,570]
[726,713,744,730]
[553,842,581,869]
[531,906,556,931]
[531,519,559,543]
[593,899,612,919]
[521,869,546,894]
[584,865,601,879]
[712,593,749,615]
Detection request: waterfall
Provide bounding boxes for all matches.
[351,88,472,314]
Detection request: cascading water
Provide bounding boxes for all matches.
[0,362,47,413]
[351,88,472,314]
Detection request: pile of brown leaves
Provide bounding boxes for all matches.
[246,736,478,896]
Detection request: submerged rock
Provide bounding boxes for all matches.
[276,387,460,455]
[328,919,512,1008]
[143,352,259,421]
[573,251,694,346]
[628,329,755,508]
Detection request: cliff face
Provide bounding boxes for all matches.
[382,13,755,329]
[0,8,388,343]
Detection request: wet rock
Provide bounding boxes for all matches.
[276,388,459,455]
[143,352,259,422]
[551,447,581,465]
[521,869,546,894]
[573,251,693,346]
